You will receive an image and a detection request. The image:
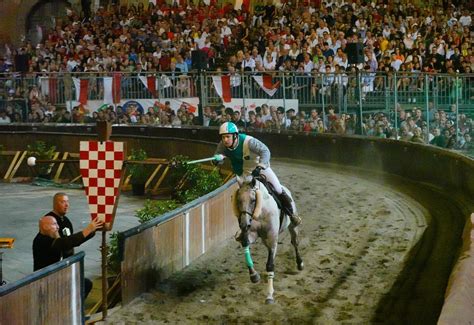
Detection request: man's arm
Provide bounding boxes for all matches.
[212,142,227,166]
[248,137,271,166]
[51,231,87,252]
[51,219,102,251]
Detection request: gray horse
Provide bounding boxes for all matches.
[232,175,304,304]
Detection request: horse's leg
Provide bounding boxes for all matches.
[289,224,304,270]
[243,245,260,283]
[265,244,277,304]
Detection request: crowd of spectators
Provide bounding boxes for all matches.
[0,0,472,151]
[0,0,472,76]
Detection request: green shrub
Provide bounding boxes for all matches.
[128,148,151,185]
[135,199,181,224]
[26,141,56,176]
[107,232,121,274]
[176,168,222,203]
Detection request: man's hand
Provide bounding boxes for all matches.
[213,154,225,162]
[83,218,105,237]
[212,154,225,166]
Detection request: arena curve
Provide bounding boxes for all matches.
[0,124,473,322]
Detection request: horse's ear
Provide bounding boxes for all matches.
[236,175,244,187]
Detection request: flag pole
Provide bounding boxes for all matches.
[97,120,111,320]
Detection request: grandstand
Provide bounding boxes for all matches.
[0,0,472,155]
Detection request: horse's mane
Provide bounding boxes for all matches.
[234,176,273,220]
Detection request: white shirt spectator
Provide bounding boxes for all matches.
[382,26,391,39]
[242,57,256,71]
[316,26,330,38]
[195,35,206,49]
[391,59,403,71]
[425,15,433,25]
[0,113,11,124]
[153,48,162,58]
[403,34,414,50]
[337,57,349,69]
[436,42,446,56]
[252,54,263,67]
[459,13,471,27]
[308,37,319,50]
[263,56,276,70]
[66,58,78,72]
[220,25,232,42]
[303,60,314,74]
[288,48,300,60]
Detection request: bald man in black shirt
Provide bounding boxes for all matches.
[33,215,103,297]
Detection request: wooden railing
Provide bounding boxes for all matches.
[119,179,238,304]
[0,252,86,324]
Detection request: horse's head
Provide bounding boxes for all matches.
[233,176,263,231]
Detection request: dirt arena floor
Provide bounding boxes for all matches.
[105,160,428,324]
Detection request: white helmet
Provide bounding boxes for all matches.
[219,122,239,135]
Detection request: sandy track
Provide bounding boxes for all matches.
[105,160,427,324]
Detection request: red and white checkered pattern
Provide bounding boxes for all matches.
[79,141,125,224]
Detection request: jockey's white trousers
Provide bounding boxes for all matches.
[260,167,283,195]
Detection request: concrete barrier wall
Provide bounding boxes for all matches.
[437,213,474,324]
[0,125,473,321]
[0,252,85,324]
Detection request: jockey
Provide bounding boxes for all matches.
[213,122,301,226]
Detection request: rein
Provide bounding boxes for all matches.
[239,188,258,221]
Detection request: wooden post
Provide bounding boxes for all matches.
[97,121,112,142]
[96,121,110,320]
[0,251,3,286]
[101,231,108,318]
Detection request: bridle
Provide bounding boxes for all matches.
[238,188,258,224]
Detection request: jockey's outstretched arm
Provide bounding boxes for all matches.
[212,141,227,166]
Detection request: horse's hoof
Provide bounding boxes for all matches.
[250,272,260,283]
[298,262,304,271]
[265,298,275,304]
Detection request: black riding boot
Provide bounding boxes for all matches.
[279,190,301,226]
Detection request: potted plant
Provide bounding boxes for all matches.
[27,141,56,179]
[128,148,150,195]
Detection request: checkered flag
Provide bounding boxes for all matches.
[79,141,125,230]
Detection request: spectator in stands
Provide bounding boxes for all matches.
[0,110,11,124]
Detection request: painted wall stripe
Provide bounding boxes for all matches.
[185,212,190,266]
[201,204,206,254]
[71,263,78,325]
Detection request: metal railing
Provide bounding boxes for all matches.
[0,71,473,157]
[0,71,472,111]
